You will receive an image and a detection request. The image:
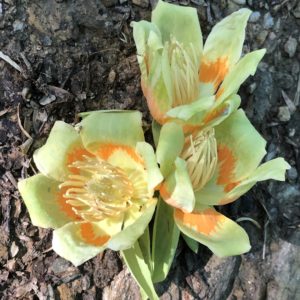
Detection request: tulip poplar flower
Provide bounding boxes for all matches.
[155,109,289,257]
[132,1,265,130]
[18,111,163,267]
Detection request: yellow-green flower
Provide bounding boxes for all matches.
[18,111,163,266]
[156,109,289,256]
[132,1,265,130]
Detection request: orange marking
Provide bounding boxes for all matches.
[203,106,227,125]
[80,223,110,246]
[56,187,81,220]
[199,57,229,91]
[175,208,226,236]
[160,183,191,212]
[141,80,169,125]
[217,144,240,193]
[97,144,144,165]
[216,87,224,99]
[67,146,94,174]
[219,195,238,205]
[224,181,240,193]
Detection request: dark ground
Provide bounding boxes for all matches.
[0,0,299,299]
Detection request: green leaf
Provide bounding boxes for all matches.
[152,198,180,283]
[138,227,152,274]
[122,242,159,300]
[152,120,161,148]
[182,234,198,254]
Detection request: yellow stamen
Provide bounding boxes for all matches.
[59,155,147,222]
[168,38,199,106]
[181,128,217,191]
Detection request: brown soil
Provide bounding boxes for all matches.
[0,0,299,299]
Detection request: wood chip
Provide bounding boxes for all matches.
[0,50,23,73]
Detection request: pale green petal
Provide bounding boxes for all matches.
[174,207,251,257]
[132,20,162,57]
[108,199,157,251]
[18,174,77,228]
[221,158,290,205]
[218,49,266,102]
[152,0,202,55]
[33,121,83,182]
[156,122,184,177]
[161,157,195,213]
[132,20,162,80]
[166,96,215,121]
[136,142,163,192]
[52,222,108,266]
[79,111,144,153]
[215,109,266,180]
[122,241,159,300]
[152,198,180,283]
[203,8,251,66]
[184,94,241,129]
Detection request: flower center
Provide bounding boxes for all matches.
[59,155,146,222]
[168,38,199,107]
[181,128,217,191]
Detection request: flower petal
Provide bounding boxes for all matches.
[215,109,266,182]
[161,157,195,213]
[107,199,157,251]
[33,121,88,182]
[202,94,241,127]
[18,174,80,228]
[136,142,163,192]
[152,0,202,55]
[79,111,144,153]
[156,122,184,177]
[166,96,215,121]
[217,49,266,101]
[199,9,251,97]
[174,207,251,257]
[52,220,116,266]
[131,20,162,78]
[202,8,251,67]
[218,157,290,205]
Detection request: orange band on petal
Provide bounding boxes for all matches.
[97,144,144,165]
[199,57,229,91]
[175,208,226,236]
[141,80,169,125]
[217,144,236,184]
[224,181,240,193]
[203,106,227,125]
[217,144,238,192]
[67,146,94,174]
[80,223,110,246]
[57,187,82,221]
